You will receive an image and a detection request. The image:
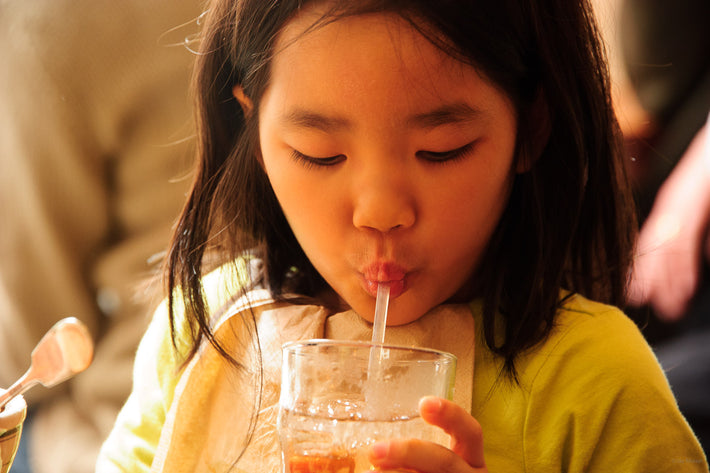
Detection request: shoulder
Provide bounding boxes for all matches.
[140,257,260,392]
[518,293,707,472]
[96,257,270,470]
[542,293,654,373]
[202,257,260,314]
[520,293,673,415]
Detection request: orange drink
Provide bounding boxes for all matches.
[289,454,355,473]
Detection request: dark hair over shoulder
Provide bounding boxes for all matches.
[166,0,637,374]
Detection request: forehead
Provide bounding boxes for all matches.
[264,8,502,118]
[273,7,451,69]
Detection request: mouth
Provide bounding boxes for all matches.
[361,262,408,298]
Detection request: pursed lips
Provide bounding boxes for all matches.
[361,261,408,298]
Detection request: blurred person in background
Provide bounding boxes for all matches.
[0,1,201,471]
[595,0,710,453]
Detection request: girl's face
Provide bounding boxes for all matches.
[257,9,518,325]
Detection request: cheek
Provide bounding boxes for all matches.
[428,169,514,269]
[265,169,309,232]
[261,142,320,246]
[432,169,512,227]
[262,160,343,256]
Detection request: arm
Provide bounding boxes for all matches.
[95,262,252,472]
[95,301,188,473]
[524,307,707,472]
[628,116,710,320]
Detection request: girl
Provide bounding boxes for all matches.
[97,0,708,472]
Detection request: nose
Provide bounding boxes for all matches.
[352,175,416,233]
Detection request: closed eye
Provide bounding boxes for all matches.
[417,141,477,163]
[290,149,346,168]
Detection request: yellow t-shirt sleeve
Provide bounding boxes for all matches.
[522,303,708,472]
[94,299,190,472]
[95,261,252,472]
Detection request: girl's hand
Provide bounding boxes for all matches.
[368,396,488,473]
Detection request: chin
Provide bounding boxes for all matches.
[338,286,434,327]
[377,299,430,327]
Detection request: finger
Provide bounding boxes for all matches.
[628,247,655,307]
[369,438,478,473]
[626,270,650,307]
[418,396,485,468]
[651,238,699,320]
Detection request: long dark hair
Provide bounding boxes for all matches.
[167,0,637,375]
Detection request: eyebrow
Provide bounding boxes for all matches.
[281,109,351,132]
[406,102,485,129]
[280,102,485,132]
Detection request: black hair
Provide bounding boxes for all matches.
[167,0,636,377]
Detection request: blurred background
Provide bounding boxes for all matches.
[0,0,707,471]
[593,0,710,453]
[0,1,201,471]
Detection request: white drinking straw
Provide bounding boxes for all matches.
[367,283,391,387]
[371,283,390,345]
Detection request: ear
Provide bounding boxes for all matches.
[516,90,551,173]
[232,85,253,117]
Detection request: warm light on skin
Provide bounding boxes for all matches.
[256,8,518,325]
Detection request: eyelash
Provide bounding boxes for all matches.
[416,141,477,164]
[290,141,477,169]
[290,150,345,169]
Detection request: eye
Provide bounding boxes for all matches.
[290,149,346,169]
[417,141,477,164]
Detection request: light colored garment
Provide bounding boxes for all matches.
[97,263,475,472]
[97,264,708,472]
[0,1,201,471]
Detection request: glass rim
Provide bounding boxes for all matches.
[281,339,457,363]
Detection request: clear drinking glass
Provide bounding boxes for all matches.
[278,340,457,473]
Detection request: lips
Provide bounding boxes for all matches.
[361,262,407,298]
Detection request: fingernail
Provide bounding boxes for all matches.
[419,396,442,415]
[370,441,389,460]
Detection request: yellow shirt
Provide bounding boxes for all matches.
[472,295,707,472]
[96,265,708,472]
